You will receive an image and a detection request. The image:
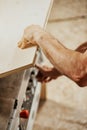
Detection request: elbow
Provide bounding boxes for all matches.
[70,67,86,87]
[71,72,87,87]
[71,75,83,87]
[77,82,86,87]
[71,55,87,87]
[71,74,82,83]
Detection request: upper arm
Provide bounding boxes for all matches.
[74,52,87,87]
[73,42,87,87]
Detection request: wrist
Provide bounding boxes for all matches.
[34,32,44,43]
[34,31,50,45]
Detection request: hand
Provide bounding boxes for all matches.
[18,25,45,49]
[36,64,61,82]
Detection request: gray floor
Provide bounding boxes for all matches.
[33,100,87,130]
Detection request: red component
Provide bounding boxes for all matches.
[20,109,29,119]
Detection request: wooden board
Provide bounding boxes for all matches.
[0,0,53,78]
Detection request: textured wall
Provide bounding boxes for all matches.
[45,0,87,110]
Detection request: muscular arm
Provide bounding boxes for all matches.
[36,34,87,82]
[18,25,87,87]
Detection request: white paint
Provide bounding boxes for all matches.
[0,0,52,76]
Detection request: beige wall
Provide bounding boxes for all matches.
[45,0,87,110]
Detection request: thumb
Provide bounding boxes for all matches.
[35,64,43,70]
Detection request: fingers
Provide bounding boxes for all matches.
[36,75,52,83]
[35,64,44,72]
[35,64,52,71]
[35,64,50,77]
[18,42,25,49]
[36,67,52,83]
[44,77,52,82]
[18,38,27,49]
[18,41,22,48]
[18,41,26,49]
[36,70,43,78]
[18,25,44,49]
[35,64,54,82]
[18,39,35,49]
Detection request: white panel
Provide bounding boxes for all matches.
[0,0,52,76]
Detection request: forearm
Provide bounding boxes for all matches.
[36,33,86,81]
[52,43,87,80]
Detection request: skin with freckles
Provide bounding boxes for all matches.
[18,25,87,87]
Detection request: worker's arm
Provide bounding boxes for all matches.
[35,42,87,86]
[37,36,87,82]
[18,25,87,87]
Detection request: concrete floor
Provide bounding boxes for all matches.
[33,100,87,130]
[33,0,87,130]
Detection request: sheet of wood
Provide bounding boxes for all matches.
[0,0,52,77]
